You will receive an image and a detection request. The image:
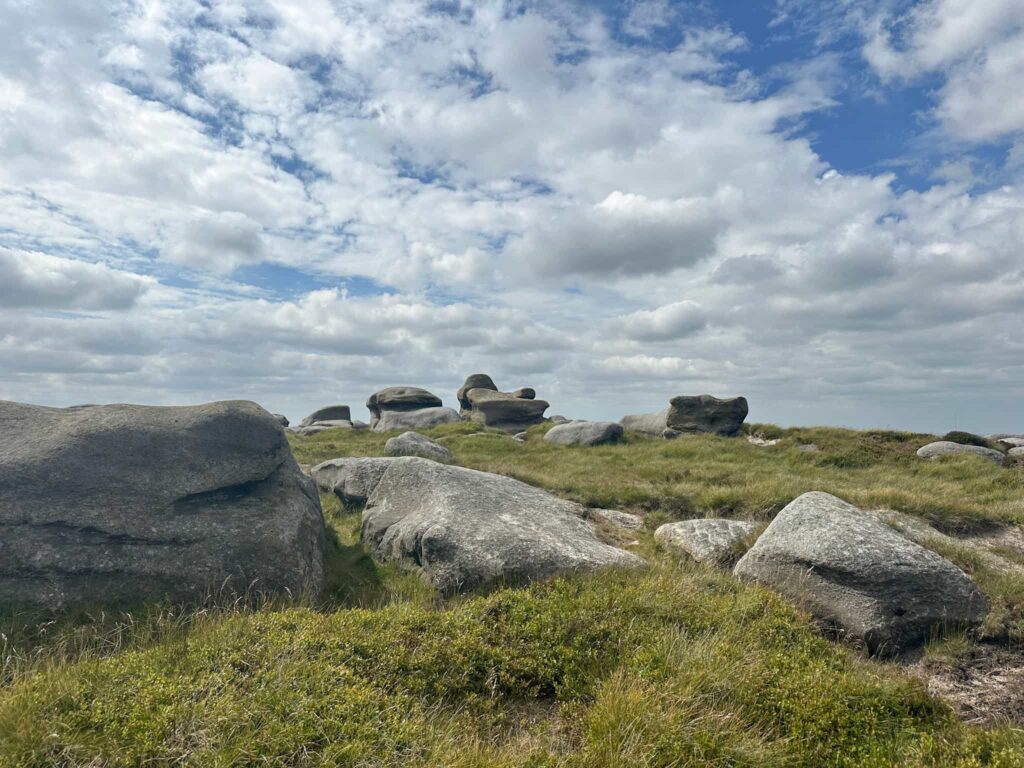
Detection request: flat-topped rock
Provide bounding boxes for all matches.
[311,457,398,505]
[544,421,624,446]
[367,386,457,432]
[384,432,453,463]
[734,492,986,655]
[361,458,643,594]
[299,405,351,427]
[374,406,461,432]
[917,441,1005,464]
[656,519,758,569]
[667,395,748,436]
[0,400,326,609]
[465,388,549,431]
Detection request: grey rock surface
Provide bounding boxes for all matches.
[457,373,498,412]
[373,406,462,432]
[311,457,397,504]
[384,431,453,463]
[996,437,1024,448]
[549,415,569,424]
[273,413,290,427]
[299,405,351,427]
[586,508,644,531]
[667,394,748,436]
[0,400,326,609]
[797,443,820,453]
[620,408,670,437]
[656,519,758,569]
[1009,447,1024,458]
[465,388,549,431]
[544,421,624,447]
[361,458,643,594]
[291,420,356,437]
[988,433,1024,440]
[734,492,986,654]
[917,441,1005,464]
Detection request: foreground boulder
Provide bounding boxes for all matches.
[367,387,460,432]
[465,388,549,431]
[917,441,1004,464]
[656,519,758,569]
[622,394,748,438]
[384,431,453,463]
[0,400,326,609]
[544,421,624,447]
[734,492,986,655]
[361,458,643,594]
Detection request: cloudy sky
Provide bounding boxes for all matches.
[1,0,1022,431]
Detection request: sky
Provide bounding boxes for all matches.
[0,0,1022,432]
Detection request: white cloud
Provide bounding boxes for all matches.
[610,300,707,342]
[0,248,152,310]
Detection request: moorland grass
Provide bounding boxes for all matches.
[2,424,1024,766]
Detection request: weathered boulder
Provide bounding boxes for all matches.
[0,400,326,609]
[734,492,986,654]
[997,437,1024,448]
[384,431,453,463]
[544,421,624,447]
[620,408,672,438]
[361,458,643,594]
[586,508,644,531]
[299,405,351,427]
[367,387,458,432]
[273,413,290,427]
[917,441,1004,464]
[668,395,748,436]
[311,457,397,504]
[508,387,536,400]
[656,519,758,569]
[465,388,549,431]
[1009,447,1024,459]
[457,374,498,412]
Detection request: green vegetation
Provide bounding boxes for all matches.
[2,423,1023,766]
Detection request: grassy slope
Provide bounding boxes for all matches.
[1,424,1023,766]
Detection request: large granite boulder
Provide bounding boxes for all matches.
[457,373,498,412]
[0,400,326,610]
[384,431,453,463]
[917,441,1004,464]
[544,421,624,447]
[622,394,748,438]
[465,388,549,431]
[360,458,643,594]
[299,405,351,427]
[656,519,758,569]
[367,387,460,432]
[312,457,397,505]
[734,492,986,655]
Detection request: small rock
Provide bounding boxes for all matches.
[917,441,1004,464]
[1009,447,1024,458]
[384,432,453,463]
[747,435,779,447]
[587,508,644,531]
[656,519,758,569]
[797,443,820,453]
[549,415,569,424]
[544,421,624,447]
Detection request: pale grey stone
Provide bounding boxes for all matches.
[311,456,398,504]
[620,408,670,436]
[361,458,644,594]
[384,431,453,463]
[0,400,325,609]
[1009,447,1024,458]
[549,415,569,424]
[797,443,820,453]
[734,492,986,655]
[373,406,462,433]
[367,387,446,431]
[917,441,1005,464]
[544,421,624,447]
[996,437,1024,448]
[587,508,644,531]
[656,519,758,569]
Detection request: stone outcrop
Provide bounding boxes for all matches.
[0,400,326,609]
[734,492,986,655]
[360,458,643,594]
[366,387,460,432]
[457,374,550,431]
[621,394,748,438]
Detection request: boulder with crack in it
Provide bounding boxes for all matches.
[0,399,326,610]
[360,457,643,594]
[464,388,549,432]
[366,386,460,432]
[733,491,986,655]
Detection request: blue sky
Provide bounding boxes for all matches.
[0,0,1022,431]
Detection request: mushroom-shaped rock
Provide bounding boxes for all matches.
[366,386,459,432]
[384,432,453,463]
[656,519,759,569]
[544,421,624,447]
[465,388,549,432]
[916,441,1004,464]
[0,399,326,609]
[734,492,986,655]
[361,458,643,594]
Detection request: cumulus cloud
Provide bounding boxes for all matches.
[610,300,708,342]
[0,248,151,310]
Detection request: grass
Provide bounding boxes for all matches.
[1,422,1023,766]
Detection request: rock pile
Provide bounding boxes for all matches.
[0,400,326,609]
[457,373,549,431]
[367,387,461,432]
